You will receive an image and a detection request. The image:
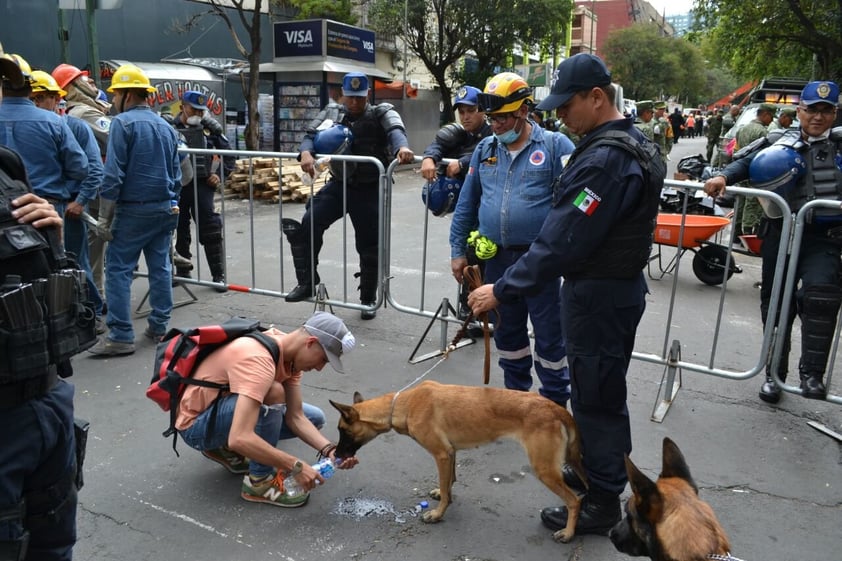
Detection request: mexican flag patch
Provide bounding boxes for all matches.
[573,188,601,215]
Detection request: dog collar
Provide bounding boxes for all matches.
[707,554,745,561]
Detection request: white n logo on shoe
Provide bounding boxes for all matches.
[263,486,284,502]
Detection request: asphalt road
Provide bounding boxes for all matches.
[72,134,841,561]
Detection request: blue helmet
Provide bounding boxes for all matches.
[421,176,462,216]
[749,144,806,219]
[313,124,353,155]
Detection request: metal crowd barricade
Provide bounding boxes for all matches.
[133,146,387,317]
[382,157,475,362]
[635,179,795,420]
[133,145,842,412]
[770,198,842,405]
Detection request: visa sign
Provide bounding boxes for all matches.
[284,29,313,45]
[273,20,376,64]
[274,21,322,57]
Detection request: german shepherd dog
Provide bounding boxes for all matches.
[609,437,733,560]
[329,380,587,542]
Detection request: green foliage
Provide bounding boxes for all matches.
[602,24,709,105]
[284,0,356,23]
[693,0,842,81]
[364,0,571,116]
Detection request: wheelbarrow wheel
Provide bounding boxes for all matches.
[692,245,736,285]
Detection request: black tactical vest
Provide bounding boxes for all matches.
[0,146,96,393]
[342,106,391,185]
[177,124,211,179]
[560,129,665,279]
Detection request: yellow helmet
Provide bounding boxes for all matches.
[0,45,25,88]
[30,70,67,97]
[7,53,33,86]
[478,72,533,114]
[107,64,156,93]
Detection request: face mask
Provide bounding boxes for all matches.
[494,119,521,145]
[186,115,203,126]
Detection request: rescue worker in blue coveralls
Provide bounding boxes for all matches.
[28,70,106,334]
[88,64,182,356]
[420,85,492,330]
[704,80,842,403]
[450,72,574,408]
[0,46,83,561]
[468,54,665,537]
[284,72,414,319]
[172,90,231,291]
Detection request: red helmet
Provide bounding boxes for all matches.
[52,63,84,89]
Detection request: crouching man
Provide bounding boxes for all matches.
[177,311,360,506]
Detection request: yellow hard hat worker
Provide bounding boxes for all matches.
[107,64,156,93]
[30,70,67,97]
[0,42,25,88]
[5,53,34,86]
[477,72,533,114]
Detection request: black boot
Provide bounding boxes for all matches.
[563,464,588,496]
[357,252,378,320]
[541,485,620,536]
[799,372,827,400]
[204,241,227,293]
[759,375,783,404]
[283,218,318,303]
[796,284,841,400]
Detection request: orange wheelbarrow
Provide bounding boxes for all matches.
[649,214,742,285]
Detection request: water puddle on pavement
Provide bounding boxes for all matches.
[332,496,427,524]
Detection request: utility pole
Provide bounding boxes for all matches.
[58,9,70,62]
[85,0,101,84]
[402,0,408,100]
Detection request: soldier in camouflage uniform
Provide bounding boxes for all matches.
[768,106,795,131]
[706,109,723,162]
[736,103,776,234]
[634,100,655,142]
[654,101,671,161]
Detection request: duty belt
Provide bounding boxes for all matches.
[0,366,58,408]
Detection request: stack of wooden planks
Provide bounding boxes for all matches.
[222,157,328,203]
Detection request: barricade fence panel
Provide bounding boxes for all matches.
[131,148,838,407]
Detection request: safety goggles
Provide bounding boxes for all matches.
[476,87,531,113]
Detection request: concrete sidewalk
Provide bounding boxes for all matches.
[73,136,840,561]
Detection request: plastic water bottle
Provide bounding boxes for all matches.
[313,156,331,173]
[301,157,331,186]
[283,458,336,497]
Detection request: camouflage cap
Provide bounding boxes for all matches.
[636,100,654,112]
[779,106,797,117]
[757,103,777,114]
[653,100,667,110]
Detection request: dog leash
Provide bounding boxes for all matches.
[387,354,449,428]
[452,264,495,384]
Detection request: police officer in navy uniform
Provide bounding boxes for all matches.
[420,85,491,323]
[0,45,80,561]
[172,90,231,290]
[468,53,664,536]
[705,80,842,403]
[284,72,414,319]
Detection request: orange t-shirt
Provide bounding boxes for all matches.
[175,327,301,430]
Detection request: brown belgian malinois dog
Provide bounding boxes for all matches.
[609,437,735,560]
[329,380,587,543]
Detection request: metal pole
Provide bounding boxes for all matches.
[58,9,70,63]
[402,0,408,100]
[590,0,596,53]
[85,0,101,85]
